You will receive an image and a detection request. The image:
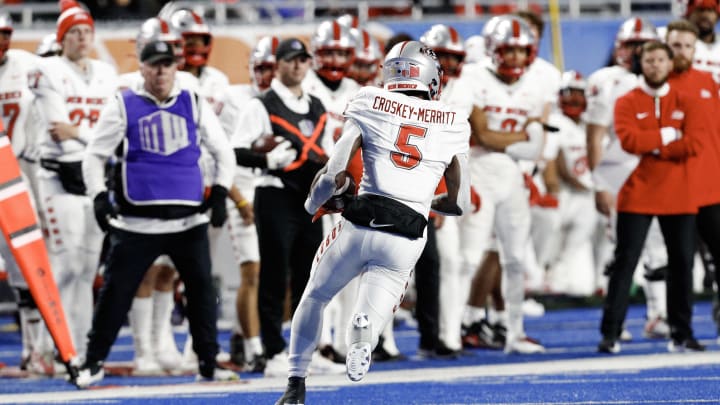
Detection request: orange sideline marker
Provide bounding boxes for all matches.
[0,122,78,368]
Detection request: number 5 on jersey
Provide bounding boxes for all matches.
[391,124,427,170]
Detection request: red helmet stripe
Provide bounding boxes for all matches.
[333,21,341,41]
[512,20,521,38]
[449,27,459,44]
[191,11,203,24]
[362,30,371,48]
[159,18,170,34]
[271,36,279,54]
[633,18,642,34]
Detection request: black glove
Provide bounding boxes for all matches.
[92,191,115,232]
[202,185,229,228]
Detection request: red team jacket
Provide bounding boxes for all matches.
[614,83,704,215]
[669,67,720,208]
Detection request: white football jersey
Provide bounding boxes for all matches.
[464,35,488,64]
[218,84,257,137]
[197,65,230,116]
[30,56,118,162]
[549,112,592,190]
[585,66,639,168]
[694,37,720,83]
[217,83,260,191]
[0,49,41,157]
[461,63,544,171]
[526,57,562,107]
[438,76,474,117]
[585,65,635,127]
[302,69,361,155]
[343,86,470,217]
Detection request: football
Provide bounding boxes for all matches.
[322,172,356,212]
[251,134,283,153]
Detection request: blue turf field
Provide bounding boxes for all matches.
[1,301,719,404]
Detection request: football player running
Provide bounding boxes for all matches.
[276,41,471,404]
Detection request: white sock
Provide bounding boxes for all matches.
[644,280,667,320]
[462,306,485,326]
[19,307,43,356]
[494,310,508,327]
[129,297,154,359]
[152,290,178,353]
[243,336,263,357]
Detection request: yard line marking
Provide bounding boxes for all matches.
[2,351,719,403]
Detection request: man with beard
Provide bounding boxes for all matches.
[666,19,720,341]
[684,0,720,82]
[599,41,705,353]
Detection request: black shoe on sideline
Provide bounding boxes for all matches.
[597,338,620,354]
[276,376,305,405]
[418,340,461,359]
[668,337,706,352]
[229,333,245,367]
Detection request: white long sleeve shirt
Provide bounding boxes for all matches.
[83,77,234,234]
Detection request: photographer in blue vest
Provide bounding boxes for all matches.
[72,40,237,388]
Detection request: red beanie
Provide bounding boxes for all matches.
[685,0,720,17]
[56,0,94,42]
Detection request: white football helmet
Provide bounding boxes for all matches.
[559,70,587,120]
[169,9,212,67]
[136,17,182,60]
[249,36,279,92]
[382,41,442,100]
[485,15,537,79]
[335,13,360,30]
[420,24,466,84]
[482,14,513,57]
[311,20,357,81]
[0,13,12,61]
[348,28,382,85]
[36,33,61,57]
[614,17,658,67]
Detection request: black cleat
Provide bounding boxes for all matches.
[229,333,245,367]
[418,341,461,359]
[597,338,620,354]
[668,337,706,352]
[462,320,502,350]
[492,322,507,346]
[72,361,104,389]
[275,376,306,405]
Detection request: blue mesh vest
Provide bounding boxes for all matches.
[115,89,204,218]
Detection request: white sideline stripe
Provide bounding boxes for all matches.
[2,351,720,403]
[0,181,25,201]
[10,228,42,248]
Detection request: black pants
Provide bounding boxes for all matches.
[414,219,440,350]
[255,187,323,357]
[85,223,219,374]
[696,203,720,302]
[600,212,696,342]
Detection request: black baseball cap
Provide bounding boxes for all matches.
[275,38,311,61]
[140,40,176,65]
